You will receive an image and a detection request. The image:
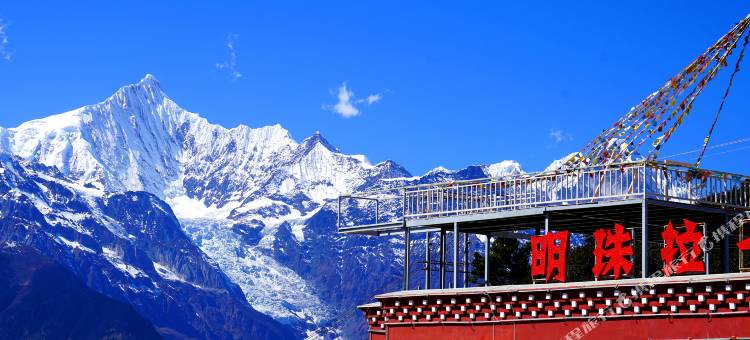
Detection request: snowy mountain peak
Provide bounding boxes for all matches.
[375,160,410,175]
[482,160,523,178]
[425,166,454,175]
[131,73,164,96]
[140,73,160,85]
[109,74,168,108]
[298,131,340,154]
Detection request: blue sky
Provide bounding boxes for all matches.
[1,1,749,175]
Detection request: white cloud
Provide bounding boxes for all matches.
[549,128,572,143]
[0,18,12,62]
[216,34,241,81]
[364,93,381,105]
[324,82,384,118]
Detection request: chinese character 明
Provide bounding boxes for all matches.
[661,219,705,275]
[592,223,633,279]
[531,230,569,283]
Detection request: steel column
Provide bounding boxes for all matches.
[641,199,648,278]
[404,222,410,290]
[453,222,459,289]
[463,233,469,287]
[440,228,446,289]
[705,223,710,275]
[484,235,490,286]
[425,232,431,289]
[544,212,550,234]
[722,214,730,274]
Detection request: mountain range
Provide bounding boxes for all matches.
[0,75,527,339]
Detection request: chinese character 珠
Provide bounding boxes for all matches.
[592,223,633,280]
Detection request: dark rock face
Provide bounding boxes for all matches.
[268,168,492,339]
[0,246,161,340]
[0,155,297,340]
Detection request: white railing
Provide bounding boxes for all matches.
[337,161,750,230]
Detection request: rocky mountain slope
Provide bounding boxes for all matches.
[0,155,296,339]
[0,75,525,338]
[0,245,161,339]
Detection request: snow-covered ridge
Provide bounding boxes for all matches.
[482,160,523,178]
[0,75,401,216]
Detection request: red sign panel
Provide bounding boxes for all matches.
[592,223,633,280]
[739,231,750,251]
[531,231,569,283]
[661,219,705,276]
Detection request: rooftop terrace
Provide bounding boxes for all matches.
[338,161,750,236]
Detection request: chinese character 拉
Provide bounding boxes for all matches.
[661,219,705,275]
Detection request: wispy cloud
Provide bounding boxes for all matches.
[323,82,384,118]
[549,128,572,144]
[216,34,241,81]
[0,18,12,62]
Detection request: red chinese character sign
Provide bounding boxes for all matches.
[531,231,569,283]
[592,223,633,280]
[739,219,750,272]
[739,219,750,250]
[739,236,750,251]
[661,219,705,276]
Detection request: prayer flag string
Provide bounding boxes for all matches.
[563,15,750,169]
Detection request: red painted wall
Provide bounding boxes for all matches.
[381,314,750,340]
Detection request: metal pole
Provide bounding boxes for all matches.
[641,199,648,278]
[463,232,469,287]
[722,214,730,274]
[440,228,446,289]
[404,222,410,290]
[705,223,710,275]
[544,212,550,234]
[484,235,490,286]
[425,231,431,289]
[453,222,459,289]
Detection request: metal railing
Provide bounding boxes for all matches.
[337,161,750,230]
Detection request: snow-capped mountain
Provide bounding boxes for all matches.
[0,155,296,339]
[0,74,403,215]
[0,75,528,338]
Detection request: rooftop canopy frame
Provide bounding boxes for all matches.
[337,160,750,290]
